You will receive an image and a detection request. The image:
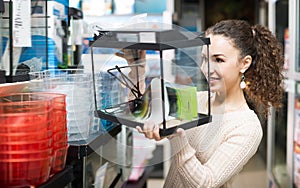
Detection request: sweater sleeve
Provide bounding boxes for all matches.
[168,120,263,188]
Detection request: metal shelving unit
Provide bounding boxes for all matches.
[0,0,50,83]
[67,125,122,159]
[267,0,300,187]
[37,166,74,188]
[66,125,122,188]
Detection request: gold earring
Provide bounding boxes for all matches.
[240,74,246,89]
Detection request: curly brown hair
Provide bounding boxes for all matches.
[206,19,285,117]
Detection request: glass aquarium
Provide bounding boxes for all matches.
[83,24,212,136]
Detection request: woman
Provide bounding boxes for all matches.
[119,19,284,187]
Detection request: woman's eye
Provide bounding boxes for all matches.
[215,58,224,63]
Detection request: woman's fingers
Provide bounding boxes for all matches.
[136,126,143,134]
[143,121,155,139]
[137,124,185,141]
[166,128,186,140]
[136,122,162,141]
[176,128,185,137]
[152,125,161,141]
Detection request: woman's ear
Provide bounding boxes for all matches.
[240,55,252,73]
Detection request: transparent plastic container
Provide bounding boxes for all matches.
[29,70,94,141]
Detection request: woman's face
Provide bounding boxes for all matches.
[201,34,242,94]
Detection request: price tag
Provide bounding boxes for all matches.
[13,0,31,47]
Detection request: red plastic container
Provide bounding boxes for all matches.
[0,148,53,159]
[35,93,68,134]
[52,110,67,123]
[0,93,54,131]
[0,129,52,142]
[0,102,52,114]
[53,123,67,133]
[51,145,69,173]
[53,131,68,142]
[0,92,69,187]
[0,114,52,133]
[31,92,66,111]
[0,93,53,113]
[0,139,52,151]
[0,157,52,187]
[48,93,66,111]
[52,110,67,132]
[53,139,68,149]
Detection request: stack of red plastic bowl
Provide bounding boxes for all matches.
[44,93,68,174]
[0,92,68,187]
[33,92,68,174]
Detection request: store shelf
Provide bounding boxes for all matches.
[67,125,122,159]
[96,109,212,136]
[0,0,49,83]
[5,75,30,83]
[37,165,74,188]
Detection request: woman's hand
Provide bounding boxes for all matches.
[136,121,186,141]
[167,128,186,139]
[136,121,162,141]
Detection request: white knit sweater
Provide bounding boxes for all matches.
[163,94,263,188]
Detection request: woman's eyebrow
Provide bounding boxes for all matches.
[212,54,226,57]
[202,53,227,60]
[212,54,226,58]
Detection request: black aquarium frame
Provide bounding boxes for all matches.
[89,29,212,136]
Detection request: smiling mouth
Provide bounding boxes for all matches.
[209,77,220,81]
